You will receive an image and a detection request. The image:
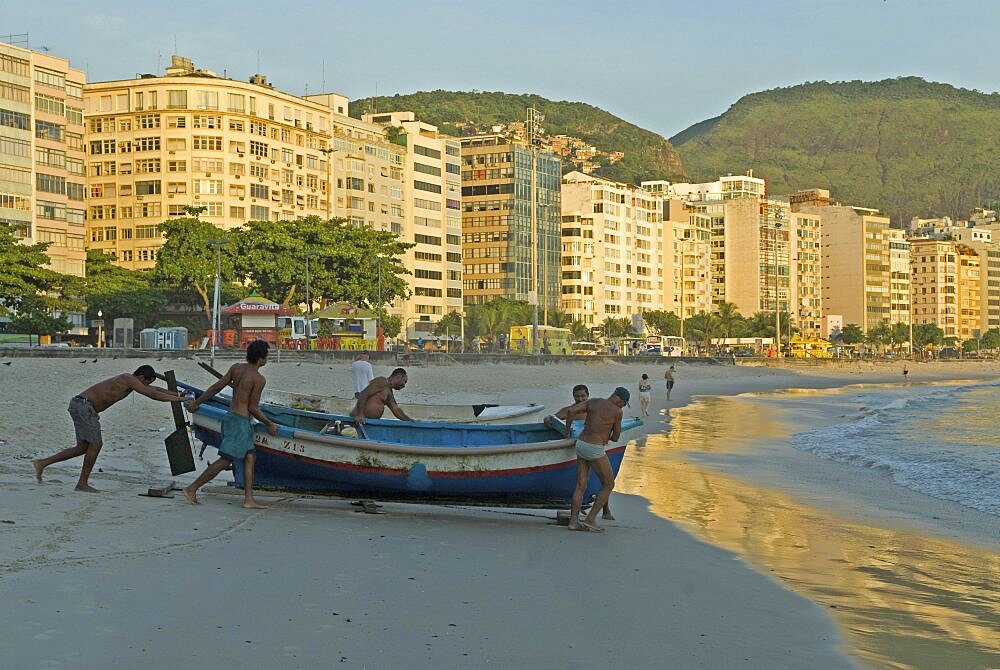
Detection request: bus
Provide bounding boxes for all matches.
[572,341,599,356]
[644,335,686,357]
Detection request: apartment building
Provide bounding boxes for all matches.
[0,42,87,335]
[81,56,459,324]
[84,56,334,268]
[460,133,560,314]
[909,238,981,340]
[800,205,897,332]
[886,228,911,327]
[790,211,823,335]
[559,172,665,325]
[1,43,87,278]
[363,112,464,324]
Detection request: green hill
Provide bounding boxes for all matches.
[350,91,686,184]
[671,77,1000,224]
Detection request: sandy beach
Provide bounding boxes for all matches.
[1,354,998,668]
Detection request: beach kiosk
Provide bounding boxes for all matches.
[310,302,380,351]
[222,294,295,349]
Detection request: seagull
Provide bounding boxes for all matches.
[92,359,98,363]
[2,361,11,366]
[80,359,88,363]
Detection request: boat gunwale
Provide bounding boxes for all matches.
[287,428,577,456]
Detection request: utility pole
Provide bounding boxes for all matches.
[208,239,229,368]
[526,107,544,355]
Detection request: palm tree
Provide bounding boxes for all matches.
[684,311,720,349]
[713,302,745,339]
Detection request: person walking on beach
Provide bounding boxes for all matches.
[664,365,676,401]
[352,368,415,424]
[351,351,374,399]
[638,374,652,417]
[33,365,187,492]
[902,366,909,381]
[183,340,278,508]
[545,384,614,521]
[564,387,628,532]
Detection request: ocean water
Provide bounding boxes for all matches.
[790,380,1000,516]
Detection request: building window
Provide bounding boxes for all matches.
[136,180,161,195]
[167,90,188,109]
[193,136,222,151]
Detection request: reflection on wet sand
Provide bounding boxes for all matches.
[618,396,1000,669]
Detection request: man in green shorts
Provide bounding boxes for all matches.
[184,340,278,508]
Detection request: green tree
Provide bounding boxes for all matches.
[0,225,78,315]
[866,321,892,352]
[980,328,1000,350]
[568,319,591,341]
[153,218,234,324]
[434,311,463,337]
[913,323,944,349]
[290,217,412,309]
[684,311,720,348]
[889,322,911,353]
[642,310,681,336]
[231,219,308,305]
[81,250,168,329]
[713,302,745,338]
[601,316,632,339]
[381,313,402,339]
[839,323,865,345]
[8,295,72,337]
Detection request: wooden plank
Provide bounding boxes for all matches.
[163,369,195,475]
[139,480,178,498]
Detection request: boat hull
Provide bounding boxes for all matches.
[186,392,636,506]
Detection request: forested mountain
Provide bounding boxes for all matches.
[350,91,686,184]
[671,77,1000,224]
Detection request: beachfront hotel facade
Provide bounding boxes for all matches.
[459,133,561,314]
[1,43,87,279]
[559,171,667,325]
[0,42,88,335]
[81,56,458,323]
[363,111,464,324]
[886,227,912,327]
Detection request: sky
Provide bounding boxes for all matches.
[6,0,1000,138]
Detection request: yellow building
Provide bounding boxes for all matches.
[1,42,87,278]
[800,205,895,333]
[886,227,911,327]
[909,238,982,341]
[790,212,823,335]
[84,56,334,268]
[82,56,458,324]
[560,172,665,325]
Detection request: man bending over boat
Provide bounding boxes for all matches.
[563,387,628,532]
[33,365,186,492]
[545,384,613,520]
[184,340,278,508]
[352,367,415,424]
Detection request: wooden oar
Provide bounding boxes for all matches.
[162,369,196,475]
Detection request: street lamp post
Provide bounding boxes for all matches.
[208,239,229,368]
[376,257,383,348]
[97,310,103,348]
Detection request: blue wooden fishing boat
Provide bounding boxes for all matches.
[179,381,642,506]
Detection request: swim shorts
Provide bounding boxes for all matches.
[575,439,607,461]
[218,411,256,461]
[68,395,101,444]
[665,380,675,390]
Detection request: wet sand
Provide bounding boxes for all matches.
[1,355,998,667]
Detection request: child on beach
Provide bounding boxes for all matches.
[183,340,278,508]
[638,374,652,417]
[33,365,187,492]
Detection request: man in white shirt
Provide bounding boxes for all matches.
[351,352,375,398]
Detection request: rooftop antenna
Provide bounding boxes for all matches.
[156,50,161,73]
[173,34,177,54]
[372,81,378,114]
[321,59,325,92]
[256,50,261,74]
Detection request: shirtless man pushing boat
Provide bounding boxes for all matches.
[545,384,614,520]
[33,365,186,492]
[351,367,415,424]
[184,340,278,508]
[563,387,628,532]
